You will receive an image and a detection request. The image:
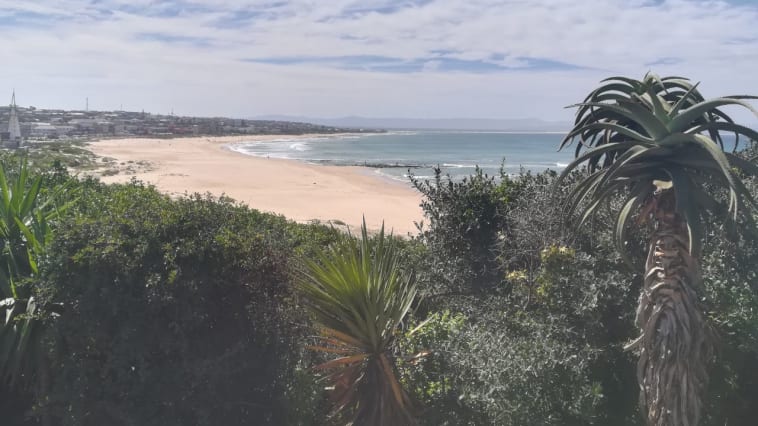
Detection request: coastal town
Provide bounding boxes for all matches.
[0,92,366,148]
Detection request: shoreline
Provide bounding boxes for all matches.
[84,135,425,236]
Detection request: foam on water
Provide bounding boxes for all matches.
[289,142,309,151]
[229,131,574,181]
[442,163,478,168]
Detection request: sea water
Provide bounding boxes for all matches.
[228,131,575,182]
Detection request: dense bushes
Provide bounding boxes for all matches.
[2,149,757,425]
[406,168,641,424]
[699,219,758,425]
[408,164,758,425]
[411,167,513,295]
[25,178,339,425]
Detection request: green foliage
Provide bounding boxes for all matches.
[401,306,620,425]
[407,167,644,424]
[451,320,605,425]
[297,222,417,426]
[448,247,638,425]
[0,158,72,392]
[402,311,464,390]
[399,311,481,425]
[697,172,758,425]
[533,245,577,302]
[411,167,522,295]
[0,159,67,299]
[32,180,337,426]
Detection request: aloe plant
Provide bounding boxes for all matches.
[297,222,418,426]
[557,73,758,426]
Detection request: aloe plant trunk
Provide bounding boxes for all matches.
[626,189,713,426]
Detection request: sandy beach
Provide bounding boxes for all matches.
[86,135,424,235]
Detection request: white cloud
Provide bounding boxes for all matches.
[1,0,757,123]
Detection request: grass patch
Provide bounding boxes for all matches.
[14,140,102,171]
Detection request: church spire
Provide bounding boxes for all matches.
[6,90,22,148]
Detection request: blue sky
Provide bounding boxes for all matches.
[2,0,758,123]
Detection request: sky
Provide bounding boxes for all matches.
[2,0,758,124]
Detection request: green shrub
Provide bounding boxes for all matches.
[399,311,483,426]
[410,168,643,424]
[411,167,517,295]
[34,181,335,426]
[698,170,758,425]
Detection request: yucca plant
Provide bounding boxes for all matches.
[0,159,70,387]
[297,221,418,426]
[557,73,758,426]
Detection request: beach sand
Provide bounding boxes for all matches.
[86,135,424,235]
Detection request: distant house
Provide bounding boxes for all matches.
[69,118,113,135]
[29,122,74,139]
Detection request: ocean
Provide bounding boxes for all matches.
[228,131,575,182]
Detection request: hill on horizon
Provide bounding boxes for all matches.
[253,115,570,132]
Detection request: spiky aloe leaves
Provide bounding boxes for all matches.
[557,73,758,265]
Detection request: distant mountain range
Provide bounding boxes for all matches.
[253,115,570,132]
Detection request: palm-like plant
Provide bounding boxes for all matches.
[557,73,758,426]
[0,159,69,387]
[296,222,418,426]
